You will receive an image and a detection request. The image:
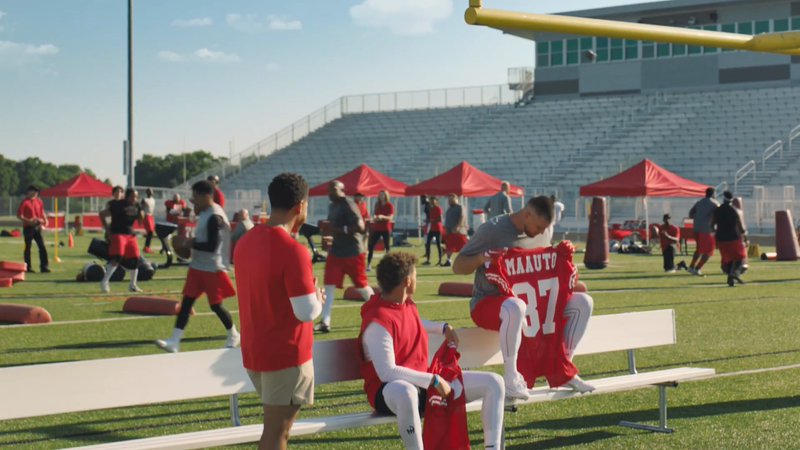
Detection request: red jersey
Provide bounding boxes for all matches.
[356,201,370,221]
[17,198,45,228]
[372,202,394,232]
[429,205,444,233]
[423,342,470,450]
[165,200,187,224]
[659,224,680,250]
[486,243,579,388]
[358,295,429,408]
[234,226,317,372]
[214,188,225,208]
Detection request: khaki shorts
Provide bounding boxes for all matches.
[247,360,314,406]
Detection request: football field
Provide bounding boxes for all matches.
[1,234,800,449]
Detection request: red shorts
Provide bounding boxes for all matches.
[324,253,368,289]
[143,215,155,233]
[110,234,140,259]
[470,295,511,331]
[445,233,468,253]
[695,232,715,255]
[718,240,746,265]
[183,267,236,305]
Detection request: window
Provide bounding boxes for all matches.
[774,19,789,32]
[642,41,655,59]
[580,37,594,63]
[755,20,770,34]
[703,25,718,53]
[611,38,624,61]
[721,23,736,52]
[738,22,753,35]
[537,41,549,55]
[550,40,563,65]
[625,39,638,59]
[793,17,800,30]
[566,39,579,65]
[657,43,671,57]
[537,54,550,67]
[596,38,609,62]
[673,44,687,56]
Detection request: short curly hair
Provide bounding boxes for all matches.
[268,173,308,210]
[376,251,418,293]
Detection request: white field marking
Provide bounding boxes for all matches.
[710,362,800,379]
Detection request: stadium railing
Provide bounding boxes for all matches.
[0,308,714,449]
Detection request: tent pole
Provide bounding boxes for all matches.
[54,198,61,263]
[417,196,421,239]
[66,198,70,234]
[643,196,650,247]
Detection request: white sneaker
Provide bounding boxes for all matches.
[224,331,241,349]
[505,374,531,400]
[129,285,143,293]
[366,265,372,272]
[155,338,180,353]
[665,269,676,273]
[101,281,110,293]
[565,375,595,393]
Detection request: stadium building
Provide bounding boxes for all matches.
[195,0,800,230]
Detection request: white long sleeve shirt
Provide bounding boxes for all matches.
[361,318,447,389]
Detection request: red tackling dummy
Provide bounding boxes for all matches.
[423,342,470,450]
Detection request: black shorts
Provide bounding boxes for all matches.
[373,382,427,415]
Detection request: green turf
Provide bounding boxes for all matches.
[1,233,799,449]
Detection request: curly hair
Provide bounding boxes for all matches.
[376,251,418,293]
[268,173,309,210]
[527,195,554,223]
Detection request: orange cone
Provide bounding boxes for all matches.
[68,233,74,248]
[775,210,800,261]
[583,197,609,270]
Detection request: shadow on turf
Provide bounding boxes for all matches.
[0,336,223,355]
[505,430,619,449]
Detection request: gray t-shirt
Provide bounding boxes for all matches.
[484,192,512,219]
[460,215,545,311]
[328,198,365,257]
[445,204,467,235]
[690,197,720,233]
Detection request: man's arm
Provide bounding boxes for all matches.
[192,215,222,252]
[484,199,491,214]
[452,225,492,274]
[689,204,697,219]
[504,194,512,214]
[99,209,111,229]
[737,215,748,243]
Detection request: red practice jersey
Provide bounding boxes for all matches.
[485,243,579,388]
[429,205,444,232]
[423,342,470,450]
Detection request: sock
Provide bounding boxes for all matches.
[355,286,374,302]
[129,269,139,288]
[170,327,184,342]
[321,285,336,325]
[499,297,526,382]
[228,325,239,337]
[101,263,116,284]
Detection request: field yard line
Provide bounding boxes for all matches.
[714,362,800,378]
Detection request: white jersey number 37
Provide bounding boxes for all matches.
[512,278,559,338]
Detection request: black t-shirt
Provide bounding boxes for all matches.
[108,200,139,235]
[713,204,742,242]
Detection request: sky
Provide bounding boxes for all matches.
[0,0,662,185]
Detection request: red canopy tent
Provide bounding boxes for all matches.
[405,161,524,197]
[579,159,710,244]
[40,173,113,198]
[308,164,409,197]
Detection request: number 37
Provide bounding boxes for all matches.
[512,278,559,338]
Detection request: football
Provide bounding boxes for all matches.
[171,236,192,260]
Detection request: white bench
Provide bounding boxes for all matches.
[0,309,714,449]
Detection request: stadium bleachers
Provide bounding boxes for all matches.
[220,86,800,211]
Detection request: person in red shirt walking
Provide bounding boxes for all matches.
[358,251,505,450]
[354,192,370,221]
[659,214,684,273]
[165,194,187,224]
[367,190,394,271]
[234,173,325,450]
[422,196,444,266]
[16,185,50,273]
[208,175,226,209]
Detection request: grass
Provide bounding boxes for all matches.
[1,232,799,449]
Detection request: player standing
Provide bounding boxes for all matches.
[367,190,394,271]
[453,196,594,399]
[359,251,504,450]
[234,173,325,450]
[99,188,145,293]
[688,187,719,276]
[422,197,444,266]
[141,188,156,254]
[484,181,513,219]
[443,193,468,267]
[208,175,226,208]
[17,185,50,273]
[712,191,748,287]
[155,181,239,353]
[165,193,187,224]
[315,180,373,333]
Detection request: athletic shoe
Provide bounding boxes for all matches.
[129,285,143,293]
[687,267,696,275]
[366,265,372,272]
[676,261,688,271]
[421,261,431,266]
[733,274,746,285]
[565,375,595,393]
[143,247,154,254]
[314,321,330,333]
[40,267,51,273]
[442,261,452,267]
[505,374,531,400]
[155,338,180,353]
[224,331,241,349]
[693,269,706,277]
[26,268,35,274]
[101,281,110,293]
[665,269,676,273]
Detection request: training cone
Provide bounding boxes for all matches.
[584,197,609,270]
[775,210,800,261]
[68,233,74,248]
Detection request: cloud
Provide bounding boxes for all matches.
[0,10,6,20]
[350,0,452,35]
[226,13,301,32]
[0,40,60,65]
[172,17,213,27]
[158,48,240,63]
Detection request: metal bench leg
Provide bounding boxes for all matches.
[229,394,242,427]
[619,383,676,433]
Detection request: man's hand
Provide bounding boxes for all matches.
[313,277,326,305]
[431,375,452,398]
[444,325,459,348]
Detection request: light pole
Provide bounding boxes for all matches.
[127,0,134,188]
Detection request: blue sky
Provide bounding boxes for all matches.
[0,0,660,184]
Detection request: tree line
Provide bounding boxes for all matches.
[0,155,111,197]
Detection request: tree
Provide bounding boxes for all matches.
[0,154,102,196]
[134,150,226,188]
[0,155,19,196]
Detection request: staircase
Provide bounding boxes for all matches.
[729,123,800,197]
